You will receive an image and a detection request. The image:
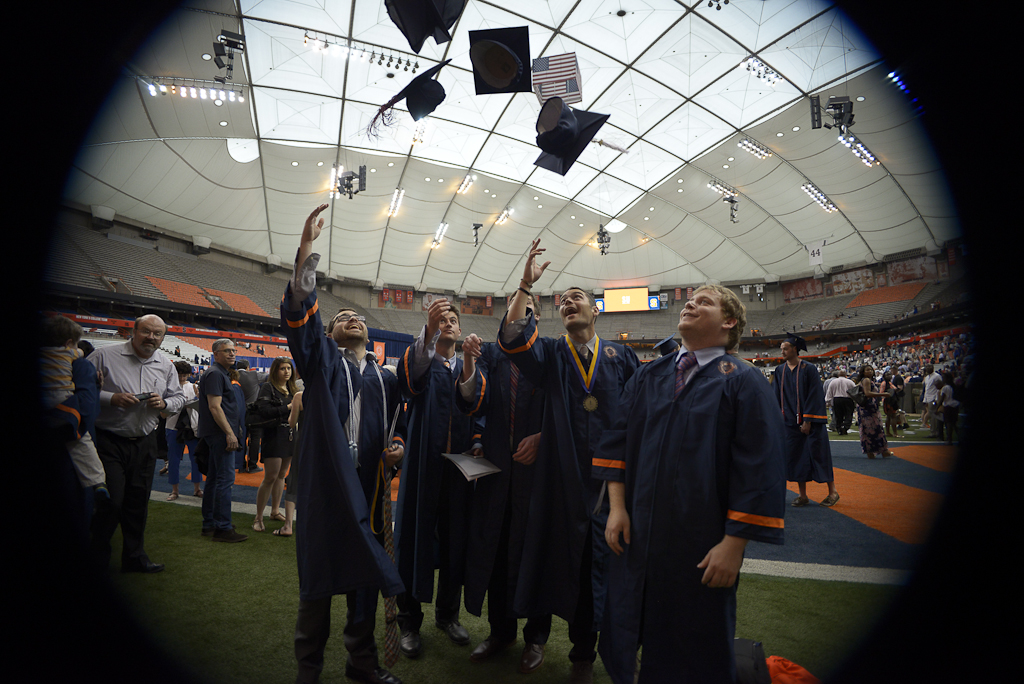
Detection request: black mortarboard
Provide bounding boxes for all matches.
[654,334,680,357]
[368,60,452,137]
[468,26,532,94]
[783,334,808,352]
[384,0,466,54]
[534,97,610,176]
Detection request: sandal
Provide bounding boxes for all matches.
[193,489,203,498]
[252,518,265,532]
[273,528,292,537]
[166,492,179,501]
[159,464,169,475]
[270,512,287,522]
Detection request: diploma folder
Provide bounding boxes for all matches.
[442,452,501,481]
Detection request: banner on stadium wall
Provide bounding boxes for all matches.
[554,293,561,307]
[948,247,956,266]
[686,287,694,300]
[830,267,875,296]
[886,255,938,285]
[422,292,445,310]
[675,287,682,301]
[782,277,823,303]
[486,295,492,308]
[459,296,493,317]
[373,341,386,362]
[380,288,413,310]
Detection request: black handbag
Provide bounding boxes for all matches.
[176,406,198,443]
[848,382,868,406]
[246,391,284,429]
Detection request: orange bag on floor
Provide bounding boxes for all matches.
[766,655,820,684]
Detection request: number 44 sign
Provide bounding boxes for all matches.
[806,239,826,266]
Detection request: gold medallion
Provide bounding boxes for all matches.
[583,394,599,412]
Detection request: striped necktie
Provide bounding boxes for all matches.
[674,352,697,399]
[509,361,519,450]
[381,478,399,667]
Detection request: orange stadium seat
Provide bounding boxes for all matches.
[846,282,926,308]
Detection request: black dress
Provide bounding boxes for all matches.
[254,383,293,461]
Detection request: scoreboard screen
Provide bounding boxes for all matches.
[597,287,655,312]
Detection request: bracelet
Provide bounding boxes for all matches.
[518,286,532,297]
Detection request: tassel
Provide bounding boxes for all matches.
[366,94,403,140]
[593,138,630,154]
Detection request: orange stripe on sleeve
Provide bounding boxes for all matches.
[592,458,625,470]
[54,404,82,438]
[726,510,784,529]
[498,324,539,355]
[402,347,421,396]
[467,373,486,415]
[286,299,319,328]
[803,414,827,420]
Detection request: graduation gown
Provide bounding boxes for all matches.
[772,360,833,483]
[394,345,477,603]
[282,284,404,603]
[595,352,787,684]
[349,357,407,536]
[498,311,639,626]
[455,342,546,617]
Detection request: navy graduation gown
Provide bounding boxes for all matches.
[498,311,639,626]
[772,360,834,483]
[455,342,546,617]
[350,359,407,535]
[281,285,404,602]
[595,353,787,684]
[394,345,476,603]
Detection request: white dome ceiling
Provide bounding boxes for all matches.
[65,0,956,296]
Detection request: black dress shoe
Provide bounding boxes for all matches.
[437,620,470,645]
[519,643,545,673]
[470,637,515,662]
[122,560,165,574]
[344,665,402,684]
[400,630,421,658]
[569,661,594,684]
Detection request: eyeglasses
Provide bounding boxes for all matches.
[334,314,366,323]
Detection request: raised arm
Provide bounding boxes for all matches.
[297,203,329,270]
[507,238,550,325]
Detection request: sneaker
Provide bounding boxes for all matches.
[212,528,248,543]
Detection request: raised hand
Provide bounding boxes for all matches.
[522,238,551,287]
[303,203,330,243]
[425,297,452,341]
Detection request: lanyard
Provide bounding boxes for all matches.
[565,335,601,394]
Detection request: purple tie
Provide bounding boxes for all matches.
[674,353,697,399]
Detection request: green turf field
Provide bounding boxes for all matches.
[106,502,899,683]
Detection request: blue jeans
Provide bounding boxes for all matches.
[200,435,235,530]
[165,429,201,487]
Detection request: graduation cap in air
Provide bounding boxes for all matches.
[533,96,610,176]
[783,333,808,352]
[654,334,680,357]
[367,60,452,138]
[468,26,532,94]
[384,0,466,54]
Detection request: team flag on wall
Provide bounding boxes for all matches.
[532,53,582,105]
